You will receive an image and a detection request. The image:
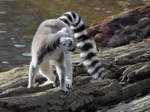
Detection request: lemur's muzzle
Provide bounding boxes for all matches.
[68,46,75,52]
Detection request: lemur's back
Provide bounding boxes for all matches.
[31,19,73,62]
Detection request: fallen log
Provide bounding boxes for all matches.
[0,38,150,111]
[1,75,150,112]
[106,94,150,112]
[88,5,150,48]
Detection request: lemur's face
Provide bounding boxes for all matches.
[60,37,75,51]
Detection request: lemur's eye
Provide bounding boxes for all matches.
[63,43,66,46]
[69,41,72,46]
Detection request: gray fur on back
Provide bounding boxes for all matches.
[31,19,73,64]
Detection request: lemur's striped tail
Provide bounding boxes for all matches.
[59,12,109,79]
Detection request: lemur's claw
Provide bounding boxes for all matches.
[61,90,69,95]
[64,91,69,95]
[60,87,69,95]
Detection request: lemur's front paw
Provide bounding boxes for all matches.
[27,84,33,88]
[65,79,72,89]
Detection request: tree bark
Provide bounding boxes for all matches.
[106,95,150,112]
[88,5,150,48]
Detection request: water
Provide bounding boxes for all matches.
[0,0,148,72]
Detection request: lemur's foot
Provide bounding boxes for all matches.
[65,79,72,89]
[60,87,69,95]
[39,81,56,87]
[27,84,34,88]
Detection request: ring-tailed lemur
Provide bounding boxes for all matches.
[27,19,75,92]
[59,12,109,80]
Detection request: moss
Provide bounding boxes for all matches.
[0,67,28,85]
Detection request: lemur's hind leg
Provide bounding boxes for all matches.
[56,60,68,92]
[39,60,56,87]
[27,61,39,88]
[64,51,73,88]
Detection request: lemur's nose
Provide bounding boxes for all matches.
[69,46,75,52]
[69,41,72,46]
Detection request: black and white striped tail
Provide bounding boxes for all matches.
[59,12,109,79]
